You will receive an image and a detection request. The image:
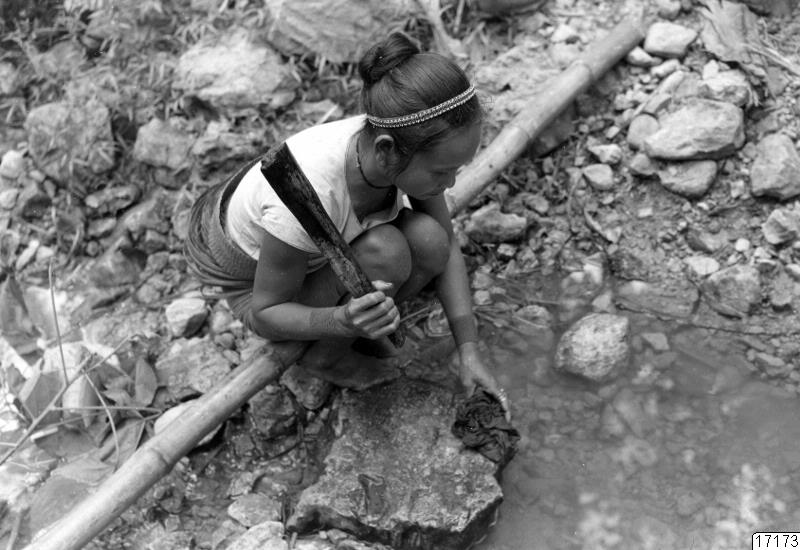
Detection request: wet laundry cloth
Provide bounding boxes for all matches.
[451,388,520,466]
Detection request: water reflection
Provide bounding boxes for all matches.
[475,315,800,550]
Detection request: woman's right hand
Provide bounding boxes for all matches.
[335,280,400,339]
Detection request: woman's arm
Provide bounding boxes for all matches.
[249,228,398,342]
[409,194,507,412]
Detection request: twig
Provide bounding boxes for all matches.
[48,261,69,385]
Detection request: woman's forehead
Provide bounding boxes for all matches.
[421,124,481,168]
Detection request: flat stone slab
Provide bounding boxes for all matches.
[289,378,502,550]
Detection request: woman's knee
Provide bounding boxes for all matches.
[398,212,450,276]
[352,224,412,285]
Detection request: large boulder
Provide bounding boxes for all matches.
[749,133,800,200]
[554,313,630,381]
[261,0,419,63]
[644,99,745,160]
[289,378,503,550]
[173,29,299,116]
[24,98,115,183]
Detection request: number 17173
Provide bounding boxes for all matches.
[753,533,800,549]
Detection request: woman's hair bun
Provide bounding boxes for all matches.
[358,32,420,87]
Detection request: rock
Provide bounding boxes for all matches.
[762,207,800,245]
[582,163,615,191]
[529,107,575,157]
[650,59,682,79]
[228,493,282,527]
[248,385,298,440]
[261,0,418,63]
[657,160,717,198]
[0,188,18,209]
[464,203,527,243]
[643,22,697,58]
[32,40,85,79]
[700,70,751,107]
[738,0,796,16]
[15,181,51,220]
[174,29,299,116]
[629,152,657,177]
[640,332,669,352]
[165,297,208,338]
[750,133,800,200]
[155,337,233,400]
[289,378,502,550]
[281,363,333,410]
[588,144,623,165]
[686,227,728,254]
[0,150,24,181]
[227,521,287,550]
[550,42,584,69]
[133,118,196,172]
[769,270,795,309]
[192,120,263,172]
[656,0,682,19]
[0,61,20,95]
[644,99,745,160]
[626,47,658,67]
[627,114,659,150]
[701,265,761,318]
[554,313,630,381]
[551,24,579,43]
[684,255,721,277]
[83,184,141,215]
[24,99,115,183]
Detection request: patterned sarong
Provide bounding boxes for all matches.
[184,158,262,322]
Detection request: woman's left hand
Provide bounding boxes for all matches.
[457,343,510,421]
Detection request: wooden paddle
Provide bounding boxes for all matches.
[260,142,404,348]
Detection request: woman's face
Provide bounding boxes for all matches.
[390,123,482,200]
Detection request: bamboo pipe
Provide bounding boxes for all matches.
[24,341,307,550]
[446,17,645,214]
[24,17,645,550]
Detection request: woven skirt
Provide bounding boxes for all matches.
[184,158,262,324]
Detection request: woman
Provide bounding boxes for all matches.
[187,31,508,413]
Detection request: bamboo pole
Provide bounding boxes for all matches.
[24,341,306,550]
[24,17,644,550]
[445,17,645,214]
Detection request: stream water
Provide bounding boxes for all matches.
[475,311,800,550]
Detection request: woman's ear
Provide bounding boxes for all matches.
[373,134,400,172]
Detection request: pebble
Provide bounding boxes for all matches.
[629,152,658,177]
[684,255,721,277]
[650,59,682,79]
[551,24,579,43]
[656,0,682,19]
[582,164,615,191]
[627,115,659,150]
[643,22,698,59]
[587,144,623,165]
[0,188,19,209]
[734,238,751,252]
[626,47,658,67]
[0,150,24,181]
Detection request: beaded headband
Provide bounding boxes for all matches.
[366,85,476,128]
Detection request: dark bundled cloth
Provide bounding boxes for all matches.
[452,388,520,466]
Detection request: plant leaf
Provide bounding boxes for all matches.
[134,359,157,406]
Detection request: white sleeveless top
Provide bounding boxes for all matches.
[224,115,405,273]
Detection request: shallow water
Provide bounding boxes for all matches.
[475,312,800,550]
